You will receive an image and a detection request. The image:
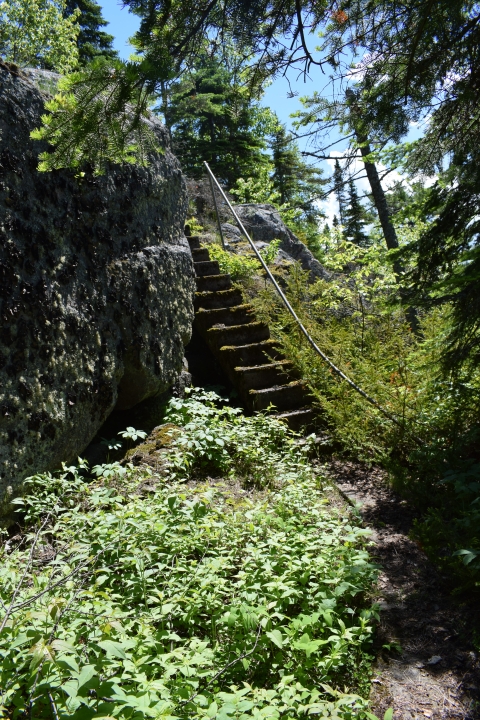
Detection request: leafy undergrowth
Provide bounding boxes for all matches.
[0,390,379,719]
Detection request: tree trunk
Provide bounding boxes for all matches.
[352,121,420,333]
[357,135,399,251]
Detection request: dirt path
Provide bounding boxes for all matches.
[324,460,480,720]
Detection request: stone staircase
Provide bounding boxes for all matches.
[187,233,317,431]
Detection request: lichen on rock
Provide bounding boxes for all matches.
[0,62,195,518]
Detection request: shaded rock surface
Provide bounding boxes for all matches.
[231,204,331,281]
[0,62,195,515]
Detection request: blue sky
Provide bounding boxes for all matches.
[98,0,326,134]
[99,0,139,60]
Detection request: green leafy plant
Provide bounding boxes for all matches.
[118,426,148,443]
[206,238,281,286]
[260,238,281,266]
[1,390,378,718]
[91,461,126,479]
[206,243,261,282]
[0,0,80,71]
[244,228,480,591]
[230,164,280,205]
[100,436,123,452]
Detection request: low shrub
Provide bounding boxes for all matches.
[207,243,261,282]
[0,390,378,719]
[247,230,480,591]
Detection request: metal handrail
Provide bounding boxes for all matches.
[204,161,421,439]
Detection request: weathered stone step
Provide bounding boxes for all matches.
[192,247,210,262]
[186,226,318,433]
[274,407,317,431]
[196,304,256,330]
[220,339,282,367]
[207,321,270,349]
[196,274,232,292]
[249,381,307,412]
[195,288,244,310]
[187,235,201,250]
[234,361,293,391]
[194,260,220,276]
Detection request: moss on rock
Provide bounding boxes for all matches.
[124,423,183,469]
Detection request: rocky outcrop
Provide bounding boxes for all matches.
[231,204,330,281]
[0,62,195,515]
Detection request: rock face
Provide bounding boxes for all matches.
[0,62,195,515]
[231,204,330,281]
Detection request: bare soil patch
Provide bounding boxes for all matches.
[324,460,480,720]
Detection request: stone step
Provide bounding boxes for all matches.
[196,274,232,292]
[188,231,317,434]
[196,304,256,330]
[194,260,220,277]
[220,339,282,367]
[234,361,293,391]
[207,321,270,349]
[192,247,210,262]
[249,381,307,412]
[187,235,201,250]
[274,407,317,431]
[195,288,244,310]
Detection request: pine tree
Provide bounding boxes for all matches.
[333,159,347,225]
[64,0,116,65]
[344,179,370,247]
[164,47,272,187]
[270,122,324,217]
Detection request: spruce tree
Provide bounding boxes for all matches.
[333,159,347,225]
[270,124,300,205]
[344,179,370,248]
[164,47,272,187]
[270,122,324,218]
[64,0,116,64]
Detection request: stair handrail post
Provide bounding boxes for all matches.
[203,161,422,442]
[207,169,226,250]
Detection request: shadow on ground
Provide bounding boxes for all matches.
[325,460,480,720]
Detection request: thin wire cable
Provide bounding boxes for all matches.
[204,161,421,442]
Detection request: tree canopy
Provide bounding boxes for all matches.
[0,0,80,72]
[160,45,273,186]
[29,0,480,369]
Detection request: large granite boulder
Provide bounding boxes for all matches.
[232,204,330,281]
[0,62,195,515]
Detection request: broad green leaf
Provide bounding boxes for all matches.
[76,664,96,689]
[98,640,129,660]
[266,629,283,648]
